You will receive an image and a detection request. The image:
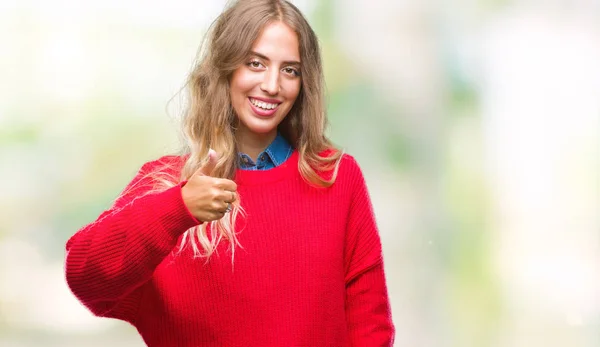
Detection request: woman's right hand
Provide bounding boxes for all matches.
[181,149,237,222]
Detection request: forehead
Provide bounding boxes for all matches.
[251,21,300,61]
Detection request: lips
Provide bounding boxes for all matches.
[248,97,280,117]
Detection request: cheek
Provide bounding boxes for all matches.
[231,71,253,99]
[284,80,302,103]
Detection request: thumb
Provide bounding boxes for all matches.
[196,149,219,176]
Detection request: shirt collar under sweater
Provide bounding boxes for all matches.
[235,150,299,186]
[238,132,293,171]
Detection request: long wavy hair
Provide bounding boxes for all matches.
[146,0,343,259]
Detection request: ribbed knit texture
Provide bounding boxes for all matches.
[65,151,394,347]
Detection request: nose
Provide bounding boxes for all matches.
[260,69,280,95]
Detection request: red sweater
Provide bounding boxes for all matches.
[65,151,394,346]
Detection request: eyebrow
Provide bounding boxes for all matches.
[249,51,301,66]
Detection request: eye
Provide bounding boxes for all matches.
[283,67,300,77]
[247,60,264,69]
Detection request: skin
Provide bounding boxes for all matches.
[183,21,301,222]
[230,21,302,161]
[182,149,237,222]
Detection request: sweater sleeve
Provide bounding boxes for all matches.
[343,157,395,346]
[64,158,200,321]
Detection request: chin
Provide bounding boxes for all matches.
[244,122,278,135]
[238,111,284,136]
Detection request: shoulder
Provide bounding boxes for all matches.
[316,148,366,185]
[317,147,360,166]
[138,154,186,177]
[337,152,365,179]
[112,155,185,207]
[339,152,361,170]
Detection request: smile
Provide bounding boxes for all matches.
[249,97,280,110]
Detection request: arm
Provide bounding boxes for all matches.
[64,158,199,320]
[344,157,395,346]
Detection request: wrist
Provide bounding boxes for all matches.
[178,181,203,225]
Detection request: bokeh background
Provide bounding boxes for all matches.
[1,0,599,346]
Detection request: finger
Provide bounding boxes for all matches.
[209,211,225,221]
[217,207,228,217]
[194,149,219,177]
[213,178,237,192]
[221,191,236,204]
[219,200,231,212]
[215,189,235,203]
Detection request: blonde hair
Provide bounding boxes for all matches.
[143,0,343,259]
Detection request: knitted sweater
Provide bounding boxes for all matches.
[65,151,395,347]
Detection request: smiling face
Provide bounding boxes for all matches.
[229,21,302,147]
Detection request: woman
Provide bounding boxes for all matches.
[65,0,395,346]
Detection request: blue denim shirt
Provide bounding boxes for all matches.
[238,132,293,170]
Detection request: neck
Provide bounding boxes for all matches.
[236,129,277,162]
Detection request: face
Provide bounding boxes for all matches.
[230,21,302,143]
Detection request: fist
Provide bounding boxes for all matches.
[181,149,237,222]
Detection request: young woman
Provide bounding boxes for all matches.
[65,0,395,346]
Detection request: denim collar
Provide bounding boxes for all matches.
[238,132,293,170]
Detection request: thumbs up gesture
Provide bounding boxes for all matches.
[181,149,237,222]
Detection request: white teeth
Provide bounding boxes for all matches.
[250,98,278,110]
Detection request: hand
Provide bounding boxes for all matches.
[181,149,237,222]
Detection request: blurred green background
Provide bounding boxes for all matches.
[1,0,599,346]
